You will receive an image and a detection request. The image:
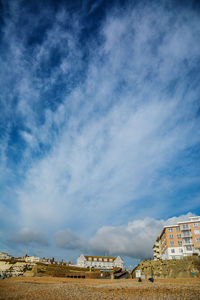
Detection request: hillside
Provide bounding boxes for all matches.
[132,256,200,279]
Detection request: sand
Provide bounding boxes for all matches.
[0,277,200,300]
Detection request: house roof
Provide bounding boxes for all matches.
[84,255,117,262]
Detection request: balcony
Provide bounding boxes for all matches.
[182,232,192,238]
[180,224,190,231]
[182,240,193,246]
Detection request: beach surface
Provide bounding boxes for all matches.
[0,277,200,299]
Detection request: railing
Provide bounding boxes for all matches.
[182,232,192,238]
[182,240,193,246]
[180,224,190,231]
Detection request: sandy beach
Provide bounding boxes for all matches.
[0,277,200,300]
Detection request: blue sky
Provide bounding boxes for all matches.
[0,0,200,266]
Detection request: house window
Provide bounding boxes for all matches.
[104,258,107,262]
[171,249,175,253]
[179,248,183,253]
[169,234,174,239]
[194,230,200,235]
[94,258,97,261]
[193,223,198,227]
[170,241,174,246]
[196,237,200,243]
[178,241,182,246]
[168,228,173,232]
[88,257,92,261]
[99,258,102,261]
[109,259,113,262]
[177,234,181,239]
[176,227,180,232]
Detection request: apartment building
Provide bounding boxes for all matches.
[153,216,200,260]
[76,254,124,269]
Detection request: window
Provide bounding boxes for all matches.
[179,248,183,253]
[196,237,200,243]
[171,249,175,253]
[109,259,113,262]
[168,228,173,232]
[193,223,198,227]
[99,258,102,261]
[94,258,97,261]
[169,234,174,239]
[170,241,174,246]
[88,257,92,261]
[177,234,181,239]
[104,258,108,262]
[194,230,200,235]
[178,241,182,246]
[176,227,180,232]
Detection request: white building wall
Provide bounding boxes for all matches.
[25,256,42,263]
[161,247,183,260]
[76,255,124,269]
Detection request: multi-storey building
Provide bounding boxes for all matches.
[76,254,124,269]
[153,216,200,260]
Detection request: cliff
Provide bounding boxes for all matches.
[0,260,36,278]
[132,256,200,278]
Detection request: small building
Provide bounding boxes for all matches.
[0,252,12,260]
[25,256,42,263]
[76,254,124,269]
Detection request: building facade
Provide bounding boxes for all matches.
[76,254,124,269]
[25,256,42,263]
[153,216,200,260]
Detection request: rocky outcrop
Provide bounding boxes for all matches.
[0,260,36,279]
[132,256,200,279]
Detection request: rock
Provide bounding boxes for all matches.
[0,260,36,278]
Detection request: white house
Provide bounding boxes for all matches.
[76,254,124,269]
[0,252,12,260]
[25,256,42,263]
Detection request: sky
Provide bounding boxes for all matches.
[0,0,200,267]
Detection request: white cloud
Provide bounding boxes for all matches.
[55,213,195,259]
